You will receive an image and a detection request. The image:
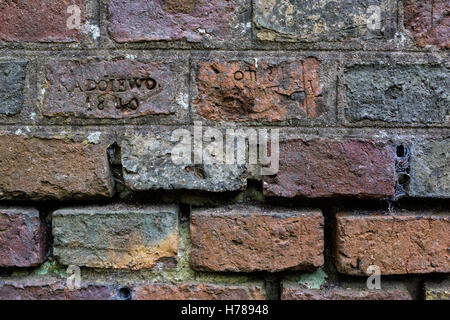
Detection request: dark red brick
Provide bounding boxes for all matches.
[0,0,85,42]
[42,58,188,120]
[108,0,237,43]
[190,206,324,272]
[0,208,47,267]
[263,139,396,199]
[404,0,449,49]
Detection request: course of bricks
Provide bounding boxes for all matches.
[0,0,449,300]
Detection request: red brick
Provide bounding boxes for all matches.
[190,206,324,272]
[0,0,85,42]
[404,0,449,49]
[133,282,266,300]
[194,58,324,122]
[335,211,450,275]
[263,139,395,199]
[108,0,237,43]
[0,135,114,200]
[0,208,47,267]
[281,283,413,300]
[0,278,117,300]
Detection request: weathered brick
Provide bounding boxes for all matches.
[335,211,450,275]
[281,282,413,300]
[121,130,247,192]
[408,138,450,198]
[344,64,449,125]
[253,0,396,42]
[0,135,113,200]
[404,0,449,49]
[0,0,85,42]
[194,57,325,122]
[108,0,246,43]
[42,58,188,121]
[263,139,396,199]
[0,278,117,300]
[133,282,266,300]
[0,208,47,267]
[190,206,324,272]
[53,205,179,270]
[0,61,26,116]
[425,278,450,300]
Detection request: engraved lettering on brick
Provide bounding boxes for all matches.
[43,59,178,119]
[67,76,160,113]
[194,58,323,122]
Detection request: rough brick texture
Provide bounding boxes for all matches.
[190,206,324,272]
[0,135,113,200]
[344,64,449,125]
[281,283,413,300]
[194,57,323,122]
[0,61,26,116]
[133,282,266,300]
[253,0,396,42]
[263,139,396,199]
[335,211,450,275]
[108,0,244,43]
[0,278,117,300]
[0,0,86,42]
[121,130,247,192]
[0,208,47,267]
[53,205,178,270]
[0,0,449,303]
[409,138,450,198]
[404,0,450,49]
[42,58,188,120]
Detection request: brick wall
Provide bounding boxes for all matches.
[0,0,448,300]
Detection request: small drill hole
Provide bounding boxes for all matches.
[398,174,410,186]
[396,145,406,158]
[119,287,132,300]
[179,203,191,222]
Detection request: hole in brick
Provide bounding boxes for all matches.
[107,142,124,191]
[398,174,410,186]
[393,144,411,201]
[179,203,191,222]
[396,145,406,158]
[118,287,132,300]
